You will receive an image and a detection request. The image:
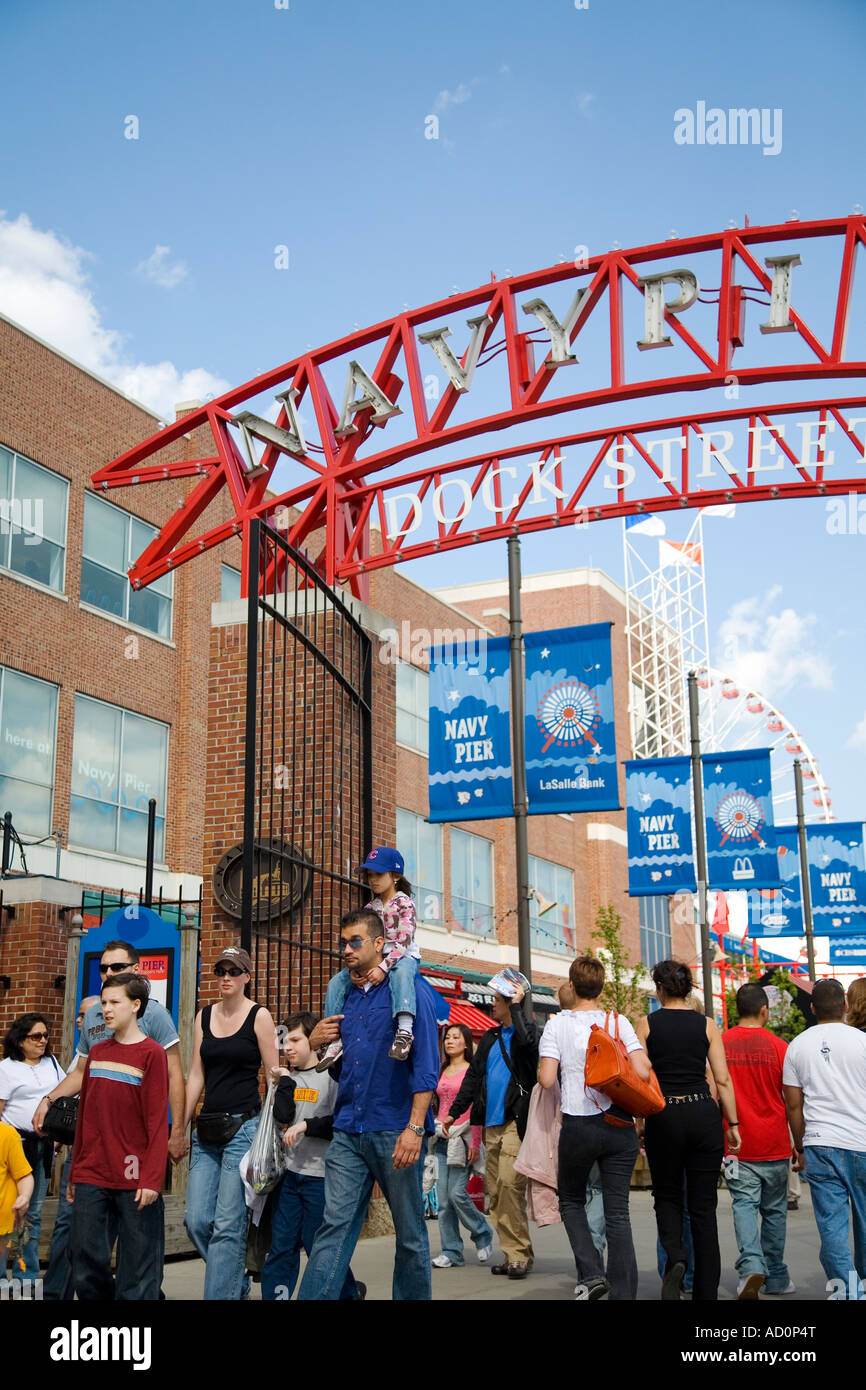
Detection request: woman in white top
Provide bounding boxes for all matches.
[0,1012,63,1284]
[538,956,652,1301]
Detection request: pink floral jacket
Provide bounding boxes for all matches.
[365,891,420,969]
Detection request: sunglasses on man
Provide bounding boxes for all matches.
[341,936,368,951]
[99,961,135,974]
[214,964,245,977]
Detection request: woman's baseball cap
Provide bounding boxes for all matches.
[357,847,404,876]
[214,946,253,974]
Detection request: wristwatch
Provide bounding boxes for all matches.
[406,1123,425,1137]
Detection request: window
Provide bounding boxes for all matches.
[528,854,575,955]
[0,445,68,591]
[221,564,242,602]
[0,667,58,837]
[450,828,493,937]
[396,808,443,925]
[70,695,169,859]
[639,895,671,967]
[81,493,173,638]
[396,660,428,755]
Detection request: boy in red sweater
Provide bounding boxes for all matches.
[68,973,168,1300]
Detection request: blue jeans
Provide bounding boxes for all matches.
[804,1145,866,1299]
[261,1169,359,1300]
[586,1162,606,1256]
[435,1141,493,1264]
[43,1151,76,1300]
[19,1154,49,1284]
[297,1129,430,1300]
[727,1158,791,1290]
[70,1183,164,1300]
[558,1114,639,1301]
[325,955,418,1020]
[184,1115,259,1300]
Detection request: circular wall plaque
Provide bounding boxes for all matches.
[212,839,312,921]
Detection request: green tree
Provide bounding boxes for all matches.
[589,903,649,1022]
[725,968,806,1042]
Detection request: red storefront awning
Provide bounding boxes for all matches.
[449,1000,495,1037]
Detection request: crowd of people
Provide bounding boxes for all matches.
[1,842,866,1302]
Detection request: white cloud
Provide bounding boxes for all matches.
[0,212,229,418]
[499,63,510,75]
[136,244,188,289]
[578,91,595,117]
[847,712,866,751]
[716,589,833,696]
[433,82,474,113]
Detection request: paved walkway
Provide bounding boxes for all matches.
[163,1186,831,1301]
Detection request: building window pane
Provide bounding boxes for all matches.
[528,855,575,955]
[70,695,168,859]
[396,807,443,925]
[221,565,242,602]
[395,661,428,755]
[639,896,671,967]
[0,448,68,592]
[450,828,493,937]
[82,493,173,638]
[0,667,58,837]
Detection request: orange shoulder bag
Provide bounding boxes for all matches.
[584,1012,666,1122]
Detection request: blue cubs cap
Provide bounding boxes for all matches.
[357,846,404,876]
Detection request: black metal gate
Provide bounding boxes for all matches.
[239,519,372,1018]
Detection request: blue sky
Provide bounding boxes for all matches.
[2,0,865,820]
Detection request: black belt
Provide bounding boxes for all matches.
[665,1092,713,1105]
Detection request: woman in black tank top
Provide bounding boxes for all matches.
[183,947,278,1300]
[634,960,740,1302]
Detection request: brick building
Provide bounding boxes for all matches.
[1,313,696,1043]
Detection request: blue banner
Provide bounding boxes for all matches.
[742,826,802,937]
[702,749,780,890]
[829,936,866,966]
[809,821,866,933]
[626,756,696,896]
[428,635,513,823]
[524,623,618,814]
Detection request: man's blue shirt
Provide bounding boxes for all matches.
[485,1024,514,1127]
[332,973,440,1134]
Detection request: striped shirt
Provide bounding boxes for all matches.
[70,1036,168,1191]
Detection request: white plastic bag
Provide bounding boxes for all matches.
[247,1081,284,1195]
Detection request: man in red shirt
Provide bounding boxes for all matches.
[723,984,796,1300]
[68,973,168,1300]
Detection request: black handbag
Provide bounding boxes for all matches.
[41,1095,79,1146]
[196,1111,258,1147]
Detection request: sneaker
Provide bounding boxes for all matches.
[661,1260,687,1301]
[477,1244,493,1263]
[315,1039,343,1072]
[765,1280,796,1295]
[388,1028,413,1061]
[507,1262,530,1280]
[432,1254,458,1268]
[737,1273,765,1300]
[575,1277,610,1301]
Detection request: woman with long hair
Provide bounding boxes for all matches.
[183,947,278,1300]
[0,1012,63,1284]
[847,978,866,1033]
[431,1023,494,1268]
[634,960,740,1301]
[538,955,653,1301]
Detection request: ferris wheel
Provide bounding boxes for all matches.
[694,665,831,825]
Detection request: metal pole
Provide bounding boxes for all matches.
[794,760,817,982]
[688,672,714,1017]
[60,911,86,1069]
[144,799,156,908]
[507,537,533,1017]
[241,519,262,957]
[54,829,62,880]
[1,811,12,875]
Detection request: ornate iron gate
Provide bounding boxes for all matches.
[239,519,372,1018]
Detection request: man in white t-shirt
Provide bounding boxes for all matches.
[783,978,866,1301]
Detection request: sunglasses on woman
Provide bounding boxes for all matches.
[214,964,245,977]
[27,1030,49,1041]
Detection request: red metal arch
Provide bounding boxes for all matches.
[92,216,866,597]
